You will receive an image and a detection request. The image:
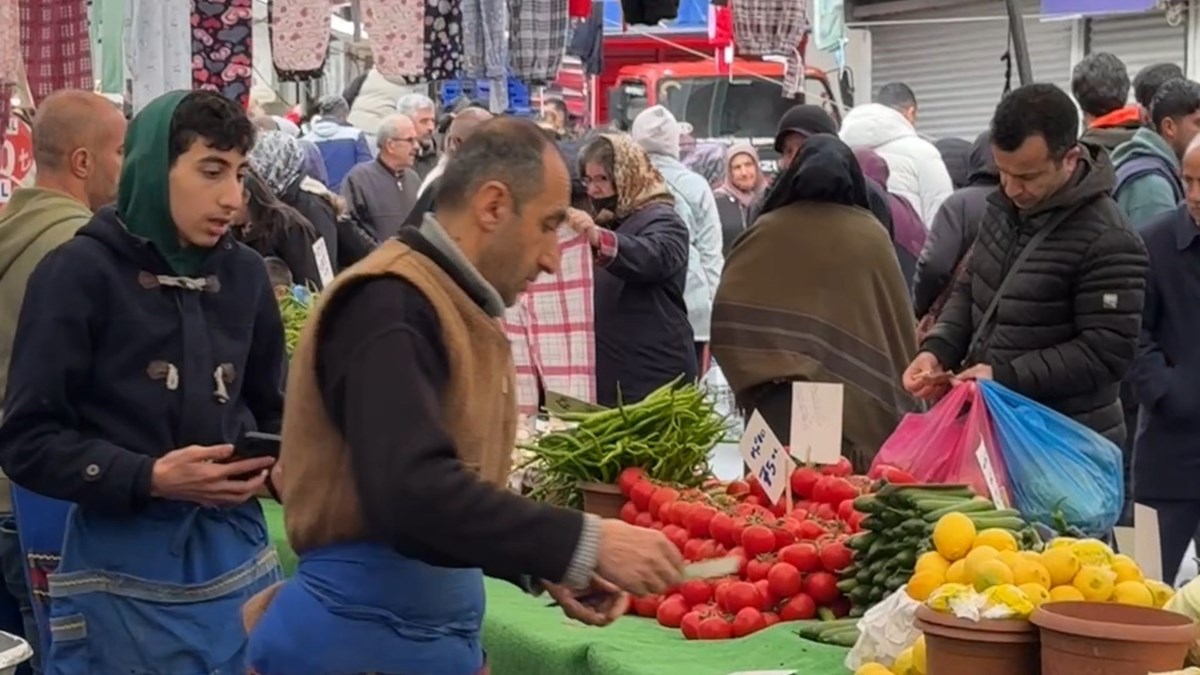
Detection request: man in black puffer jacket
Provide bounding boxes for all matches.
[903,83,1149,446]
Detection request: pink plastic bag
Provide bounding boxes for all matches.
[872,382,1012,502]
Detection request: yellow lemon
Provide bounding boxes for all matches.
[1048,537,1078,549]
[855,664,893,675]
[933,512,977,561]
[1112,581,1155,607]
[1020,582,1051,607]
[912,634,927,675]
[945,559,967,584]
[1041,547,1082,587]
[915,551,952,577]
[1112,553,1137,566]
[974,528,1019,552]
[1111,558,1144,583]
[892,647,915,675]
[1073,566,1116,602]
[1070,539,1115,568]
[998,550,1023,569]
[1049,585,1086,602]
[1012,558,1052,589]
[973,559,1015,592]
[1146,579,1175,608]
[907,570,945,602]
[964,545,1001,580]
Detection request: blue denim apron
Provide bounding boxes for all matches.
[44,500,281,675]
[248,542,485,675]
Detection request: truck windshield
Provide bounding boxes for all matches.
[659,77,797,138]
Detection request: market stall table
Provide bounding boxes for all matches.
[262,501,851,675]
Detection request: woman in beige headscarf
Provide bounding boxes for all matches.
[567,133,696,406]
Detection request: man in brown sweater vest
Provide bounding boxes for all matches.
[245,118,684,675]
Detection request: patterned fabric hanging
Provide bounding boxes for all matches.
[730,0,809,96]
[508,0,568,85]
[361,0,424,81]
[400,0,462,84]
[0,0,20,141]
[19,0,93,104]
[462,0,508,112]
[191,0,253,107]
[270,0,330,81]
[126,0,192,113]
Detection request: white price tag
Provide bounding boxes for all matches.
[312,238,335,287]
[740,410,787,505]
[974,440,1009,509]
[788,382,844,465]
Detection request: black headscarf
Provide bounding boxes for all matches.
[759,134,870,217]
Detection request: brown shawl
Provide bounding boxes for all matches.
[595,132,674,225]
[710,200,919,466]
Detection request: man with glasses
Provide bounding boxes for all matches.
[342,114,422,240]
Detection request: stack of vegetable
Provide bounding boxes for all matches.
[278,286,316,357]
[838,484,1033,616]
[795,617,862,647]
[521,379,727,507]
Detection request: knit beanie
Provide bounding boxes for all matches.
[631,105,681,159]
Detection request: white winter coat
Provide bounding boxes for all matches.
[839,103,954,226]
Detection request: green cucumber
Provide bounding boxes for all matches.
[820,627,861,647]
[966,516,1027,531]
[853,495,880,513]
[838,579,859,593]
[922,499,997,521]
[848,532,877,551]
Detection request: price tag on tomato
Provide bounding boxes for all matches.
[740,410,787,505]
[544,390,606,416]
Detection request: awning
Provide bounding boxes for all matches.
[1041,0,1157,15]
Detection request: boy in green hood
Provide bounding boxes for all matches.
[0,90,285,673]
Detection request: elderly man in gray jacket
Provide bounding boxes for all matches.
[632,106,724,369]
[341,114,422,240]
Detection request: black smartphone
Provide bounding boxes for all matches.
[229,431,281,480]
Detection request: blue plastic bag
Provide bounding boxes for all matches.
[978,381,1123,535]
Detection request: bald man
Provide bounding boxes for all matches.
[403,109,496,228]
[341,114,422,240]
[0,88,125,672]
[1129,136,1200,585]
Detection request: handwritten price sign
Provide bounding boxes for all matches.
[544,390,607,416]
[740,410,787,505]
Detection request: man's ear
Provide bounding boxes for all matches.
[68,147,92,180]
[470,180,513,233]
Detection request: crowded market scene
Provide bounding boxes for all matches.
[5,0,1200,673]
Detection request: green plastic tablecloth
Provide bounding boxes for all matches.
[262,500,851,675]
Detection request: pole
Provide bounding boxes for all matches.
[1004,0,1034,86]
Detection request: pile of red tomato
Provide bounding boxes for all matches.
[617,459,915,640]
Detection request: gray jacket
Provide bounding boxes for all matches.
[341,159,421,241]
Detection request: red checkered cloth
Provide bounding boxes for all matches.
[503,230,596,415]
[19,0,93,104]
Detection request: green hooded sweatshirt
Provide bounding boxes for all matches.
[1110,127,1183,228]
[118,90,210,276]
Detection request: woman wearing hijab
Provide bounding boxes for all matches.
[249,131,376,272]
[854,147,925,290]
[715,143,768,252]
[686,143,744,255]
[0,90,284,671]
[569,133,696,407]
[234,170,328,289]
[711,135,918,471]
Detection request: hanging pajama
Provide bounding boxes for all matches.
[508,0,568,85]
[191,0,253,107]
[19,0,93,105]
[620,0,679,26]
[462,0,508,113]
[361,0,425,82]
[400,0,462,84]
[269,0,329,81]
[730,0,809,96]
[126,0,192,113]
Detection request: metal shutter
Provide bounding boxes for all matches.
[1086,10,1186,95]
[868,0,1073,140]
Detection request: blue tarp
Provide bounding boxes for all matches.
[1041,0,1156,15]
[603,0,709,32]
